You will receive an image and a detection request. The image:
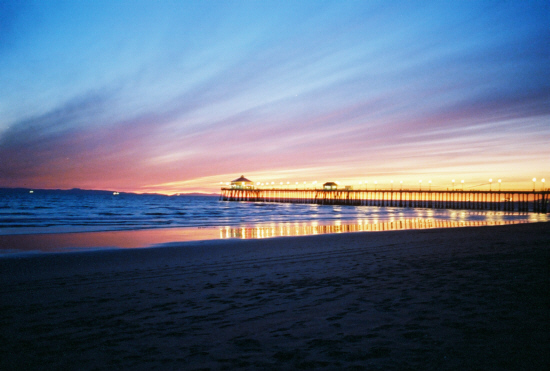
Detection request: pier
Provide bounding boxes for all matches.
[220,188,549,213]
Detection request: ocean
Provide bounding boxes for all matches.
[0,190,547,255]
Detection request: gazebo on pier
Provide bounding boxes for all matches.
[231,175,254,189]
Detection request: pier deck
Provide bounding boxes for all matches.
[220,188,549,213]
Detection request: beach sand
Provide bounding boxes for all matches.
[1,222,548,370]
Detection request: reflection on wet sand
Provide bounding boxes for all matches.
[0,218,537,255]
[0,227,222,255]
[220,218,529,239]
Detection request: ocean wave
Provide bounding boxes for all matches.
[0,194,547,235]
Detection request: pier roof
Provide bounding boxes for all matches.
[232,175,252,183]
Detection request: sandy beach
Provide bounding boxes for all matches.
[1,222,548,370]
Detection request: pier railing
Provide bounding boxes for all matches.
[220,188,550,213]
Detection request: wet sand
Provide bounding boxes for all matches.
[1,222,549,370]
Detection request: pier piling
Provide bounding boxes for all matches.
[220,188,549,213]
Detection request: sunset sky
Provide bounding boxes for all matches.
[1,0,548,194]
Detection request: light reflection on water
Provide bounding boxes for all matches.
[219,218,533,240]
[1,217,544,255]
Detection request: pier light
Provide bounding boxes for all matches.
[419,180,422,191]
[400,180,403,190]
[452,179,455,191]
[390,180,393,190]
[461,179,464,191]
[489,179,492,191]
[532,178,536,191]
[429,180,432,191]
[542,178,546,191]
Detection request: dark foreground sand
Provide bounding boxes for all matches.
[1,223,549,371]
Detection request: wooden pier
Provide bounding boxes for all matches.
[220,188,549,213]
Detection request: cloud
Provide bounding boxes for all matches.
[0,94,110,183]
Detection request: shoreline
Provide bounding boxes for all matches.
[1,222,549,370]
[0,218,546,256]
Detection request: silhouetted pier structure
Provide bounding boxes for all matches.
[220,188,549,213]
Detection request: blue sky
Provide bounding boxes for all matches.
[0,0,548,193]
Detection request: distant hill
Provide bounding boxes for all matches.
[0,187,118,196]
[0,188,219,197]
